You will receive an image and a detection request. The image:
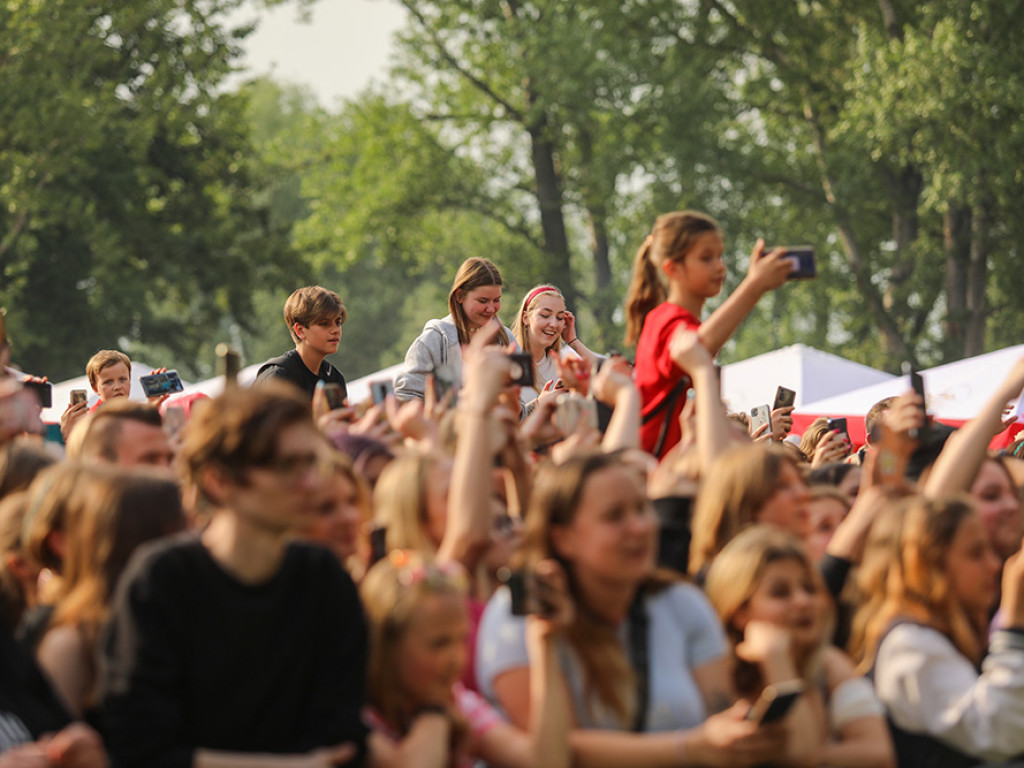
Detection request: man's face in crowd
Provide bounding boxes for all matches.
[114,420,174,469]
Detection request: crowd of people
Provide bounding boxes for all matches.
[0,208,1023,767]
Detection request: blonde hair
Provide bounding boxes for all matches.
[855,495,985,670]
[448,258,508,346]
[85,350,131,391]
[798,417,831,459]
[372,453,447,554]
[623,211,722,346]
[705,525,830,697]
[511,284,565,388]
[690,443,800,576]
[360,551,468,733]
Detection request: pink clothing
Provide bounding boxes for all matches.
[364,684,503,768]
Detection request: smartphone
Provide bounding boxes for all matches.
[501,568,548,616]
[369,526,388,566]
[746,680,805,724]
[554,393,597,435]
[507,352,534,387]
[826,417,850,444]
[750,404,773,436]
[370,379,394,405]
[773,386,796,410]
[217,344,241,386]
[70,389,88,406]
[902,362,928,440]
[769,246,817,280]
[22,380,52,409]
[322,382,347,411]
[139,370,184,398]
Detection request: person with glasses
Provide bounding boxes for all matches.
[100,383,368,768]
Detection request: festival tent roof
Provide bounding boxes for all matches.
[719,343,896,415]
[792,343,1024,446]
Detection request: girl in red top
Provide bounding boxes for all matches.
[624,211,792,458]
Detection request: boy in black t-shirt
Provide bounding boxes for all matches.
[255,286,348,402]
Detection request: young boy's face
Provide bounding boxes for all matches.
[297,316,343,357]
[95,361,131,402]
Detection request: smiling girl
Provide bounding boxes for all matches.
[395,258,518,402]
[511,285,602,406]
[706,525,895,767]
[361,550,571,768]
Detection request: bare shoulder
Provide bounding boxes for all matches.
[822,645,858,690]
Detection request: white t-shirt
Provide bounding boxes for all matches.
[476,581,727,731]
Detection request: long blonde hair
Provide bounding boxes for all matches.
[448,257,508,346]
[690,443,800,576]
[623,211,721,346]
[372,452,447,554]
[705,525,830,697]
[856,495,986,670]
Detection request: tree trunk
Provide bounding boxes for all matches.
[966,197,989,356]
[943,202,971,357]
[528,126,576,310]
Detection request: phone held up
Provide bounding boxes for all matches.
[322,382,347,411]
[499,567,551,617]
[370,379,394,405]
[767,246,817,280]
[139,370,184,399]
[902,361,928,440]
[70,389,88,407]
[773,386,796,410]
[750,404,773,436]
[746,680,805,725]
[826,416,851,444]
[22,380,52,409]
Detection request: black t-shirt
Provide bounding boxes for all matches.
[254,349,347,402]
[0,619,72,750]
[100,533,367,768]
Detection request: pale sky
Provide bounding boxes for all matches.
[231,0,406,106]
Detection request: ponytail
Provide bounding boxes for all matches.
[623,236,664,346]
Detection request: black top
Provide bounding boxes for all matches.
[0,618,72,750]
[255,349,347,403]
[100,533,367,768]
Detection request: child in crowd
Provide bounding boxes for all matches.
[256,285,349,402]
[706,525,895,767]
[60,350,132,440]
[395,258,517,402]
[624,211,792,458]
[361,550,571,768]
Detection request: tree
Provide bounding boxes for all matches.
[0,1,299,379]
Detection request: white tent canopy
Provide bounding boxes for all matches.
[797,343,1024,423]
[719,343,896,415]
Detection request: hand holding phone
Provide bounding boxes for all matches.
[767,246,817,280]
[140,370,184,398]
[750,404,773,438]
[902,362,929,440]
[745,680,805,725]
[773,386,796,410]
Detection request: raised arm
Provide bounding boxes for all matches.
[924,359,1024,498]
[668,329,731,478]
[591,356,640,453]
[437,322,509,571]
[697,242,791,357]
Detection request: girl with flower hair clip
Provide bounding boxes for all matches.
[361,550,572,768]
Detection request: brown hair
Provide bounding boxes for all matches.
[518,452,671,726]
[447,258,508,346]
[864,397,896,443]
[177,383,314,505]
[284,286,347,344]
[78,401,163,463]
[0,437,57,500]
[85,350,131,391]
[623,211,722,346]
[50,467,185,638]
[705,525,831,697]
[690,443,801,576]
[856,495,985,670]
[0,492,32,629]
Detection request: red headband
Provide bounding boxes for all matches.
[524,286,560,308]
